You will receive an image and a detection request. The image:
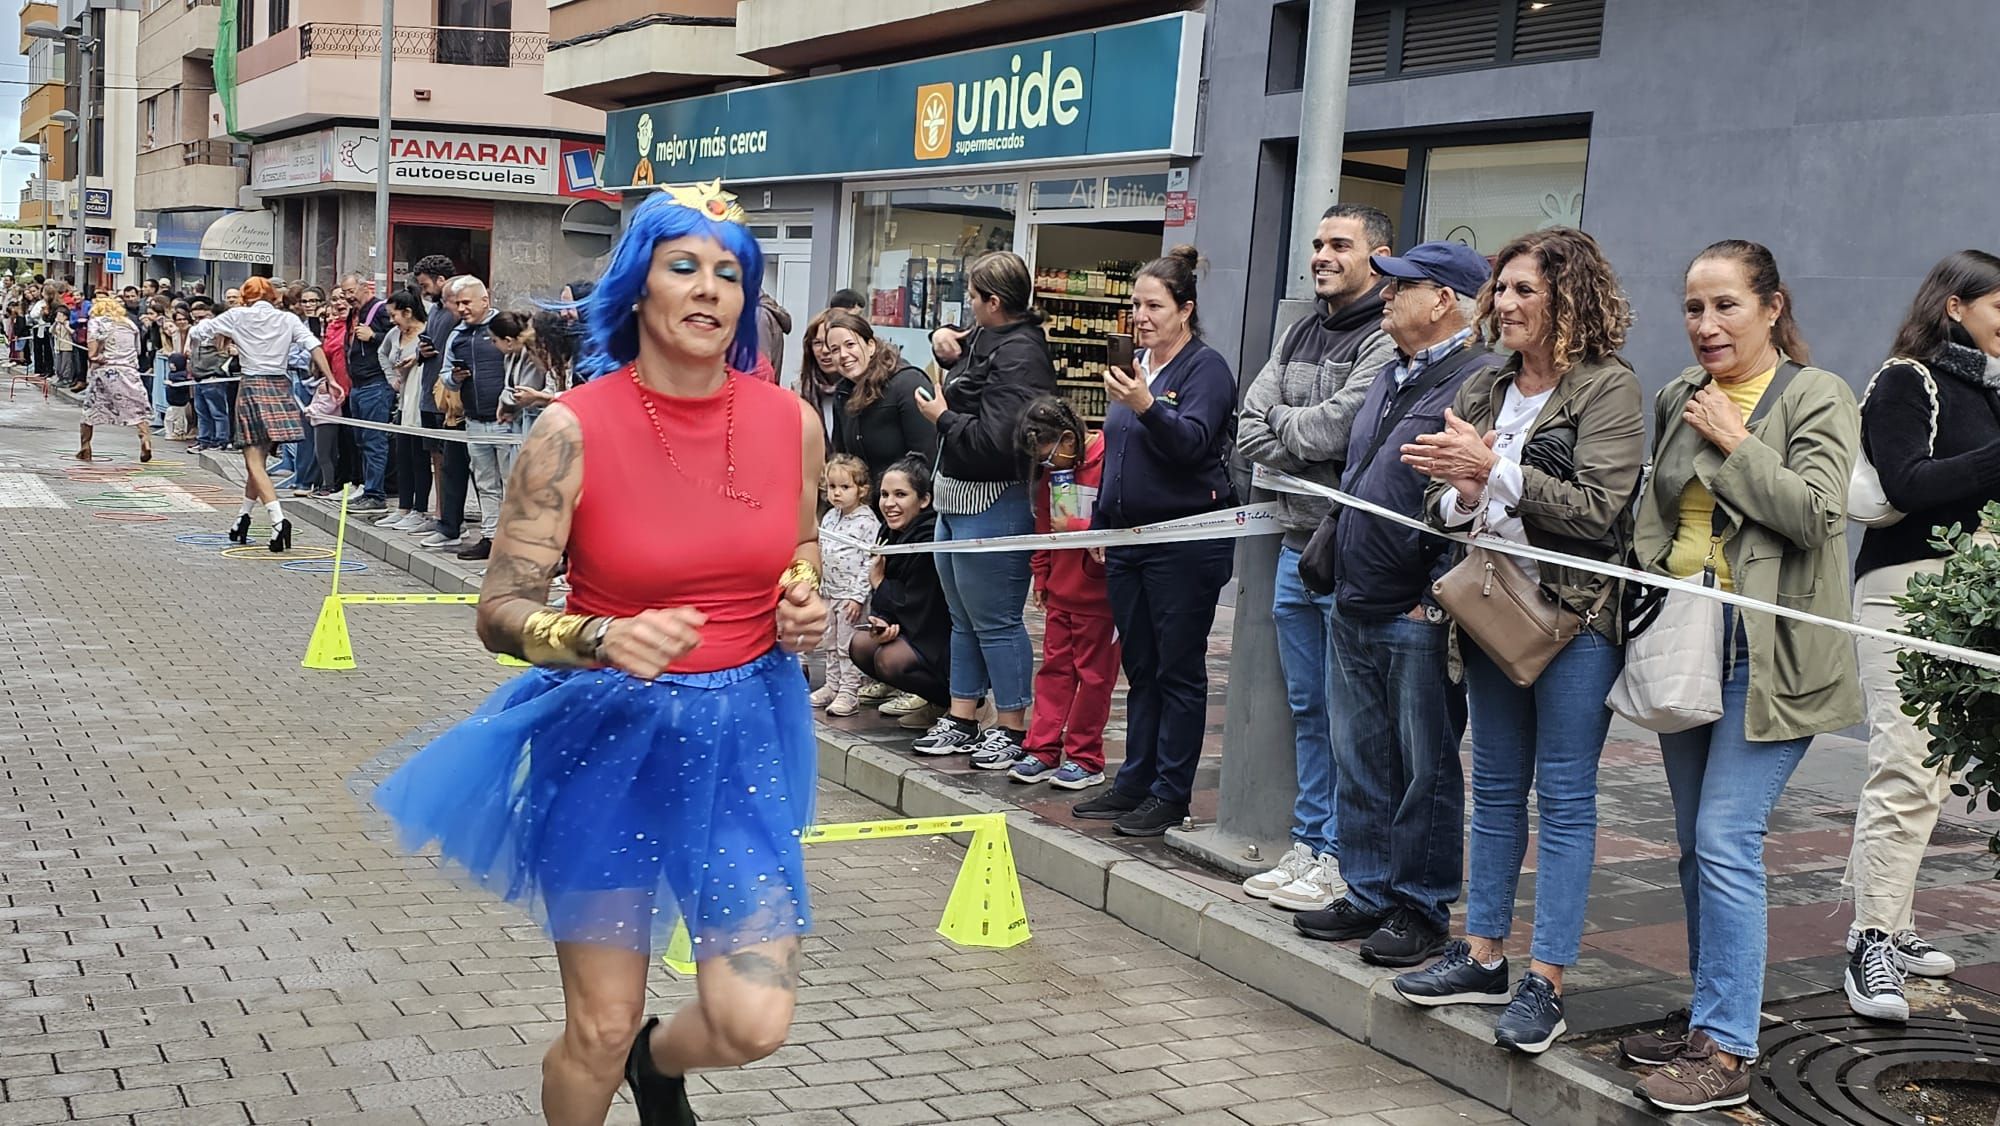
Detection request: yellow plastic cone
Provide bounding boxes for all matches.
[301,597,356,671]
[937,818,1031,949]
[661,918,697,976]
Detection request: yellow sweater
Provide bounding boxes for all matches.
[1665,365,1776,590]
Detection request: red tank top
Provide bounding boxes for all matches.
[562,366,803,673]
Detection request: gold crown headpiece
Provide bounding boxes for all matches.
[664,180,747,225]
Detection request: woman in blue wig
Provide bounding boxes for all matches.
[373,182,829,1126]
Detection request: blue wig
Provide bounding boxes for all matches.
[577,191,765,378]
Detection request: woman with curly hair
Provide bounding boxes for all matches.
[77,294,154,462]
[1391,227,1645,1058]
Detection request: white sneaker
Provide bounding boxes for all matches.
[857,681,898,702]
[1266,854,1342,912]
[809,684,836,708]
[1242,842,1316,900]
[878,691,929,717]
[374,510,409,528]
[1847,925,1957,978]
[1845,929,1910,1022]
[826,692,860,717]
[391,511,430,532]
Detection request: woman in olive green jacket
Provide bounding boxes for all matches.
[1621,241,1859,1115]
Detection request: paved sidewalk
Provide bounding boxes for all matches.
[0,394,1515,1126]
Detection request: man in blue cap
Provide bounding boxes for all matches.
[1293,240,1501,970]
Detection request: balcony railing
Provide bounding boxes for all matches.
[297,23,547,68]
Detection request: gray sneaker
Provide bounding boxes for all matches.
[969,730,1027,770]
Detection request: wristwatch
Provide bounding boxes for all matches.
[587,616,613,662]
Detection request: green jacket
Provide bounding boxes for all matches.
[1632,358,1862,741]
[1427,353,1648,639]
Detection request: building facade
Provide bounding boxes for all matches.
[134,0,252,293]
[214,0,608,302]
[21,0,145,291]
[549,0,2000,405]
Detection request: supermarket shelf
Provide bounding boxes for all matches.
[1058,378,1104,387]
[1047,335,1108,347]
[1036,290,1126,305]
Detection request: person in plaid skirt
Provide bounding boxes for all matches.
[187,277,336,553]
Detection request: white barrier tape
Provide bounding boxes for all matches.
[164,377,243,387]
[821,503,1285,557]
[311,414,528,446]
[1249,466,2000,675]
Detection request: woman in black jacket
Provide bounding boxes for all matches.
[910,251,1059,757]
[826,310,936,486]
[1843,249,2000,1014]
[851,455,952,729]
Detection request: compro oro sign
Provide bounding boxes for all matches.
[602,12,1203,187]
[198,210,275,264]
[333,128,558,195]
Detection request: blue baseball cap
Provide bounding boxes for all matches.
[1370,241,1492,299]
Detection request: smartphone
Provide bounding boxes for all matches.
[867,621,890,634]
[1107,332,1135,374]
[915,384,936,402]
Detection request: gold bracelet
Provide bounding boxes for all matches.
[778,559,820,590]
[520,610,604,667]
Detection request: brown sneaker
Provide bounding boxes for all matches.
[1618,1007,1691,1066]
[1635,1031,1750,1113]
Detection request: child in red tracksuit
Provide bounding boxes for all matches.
[1005,396,1119,791]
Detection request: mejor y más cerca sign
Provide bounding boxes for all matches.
[601,13,1202,188]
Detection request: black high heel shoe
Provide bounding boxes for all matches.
[228,514,250,544]
[268,519,292,554]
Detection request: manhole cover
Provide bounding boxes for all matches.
[1755,1011,2000,1125]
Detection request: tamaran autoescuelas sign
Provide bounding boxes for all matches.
[601,13,1202,188]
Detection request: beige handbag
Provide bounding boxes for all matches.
[1433,526,1607,688]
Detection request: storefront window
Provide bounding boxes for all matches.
[847,183,1017,332]
[1420,138,1589,254]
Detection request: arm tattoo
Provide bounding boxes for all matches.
[721,945,802,991]
[476,411,582,656]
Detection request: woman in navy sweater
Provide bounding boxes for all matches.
[1073,245,1239,837]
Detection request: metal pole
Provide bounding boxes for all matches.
[1168,0,1358,876]
[38,150,50,277]
[374,0,393,294]
[74,14,93,290]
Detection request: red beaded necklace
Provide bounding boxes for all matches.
[629,367,762,509]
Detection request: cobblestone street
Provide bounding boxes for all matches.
[0,396,1514,1125]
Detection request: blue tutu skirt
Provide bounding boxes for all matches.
[374,647,816,957]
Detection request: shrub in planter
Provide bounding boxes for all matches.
[1895,500,2000,864]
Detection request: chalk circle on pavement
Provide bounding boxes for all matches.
[220,545,336,562]
[176,531,268,547]
[93,511,171,523]
[282,560,368,575]
[77,493,174,510]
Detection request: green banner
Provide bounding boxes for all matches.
[214,0,241,139]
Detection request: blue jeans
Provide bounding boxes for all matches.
[1104,538,1233,805]
[1329,604,1467,931]
[933,486,1035,712]
[150,355,169,430]
[1659,611,1807,1060]
[1464,626,1622,966]
[346,379,392,500]
[194,384,230,447]
[1273,545,1339,855]
[279,369,316,487]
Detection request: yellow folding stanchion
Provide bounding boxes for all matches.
[661,813,1030,976]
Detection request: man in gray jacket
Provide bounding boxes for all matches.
[1234,204,1397,911]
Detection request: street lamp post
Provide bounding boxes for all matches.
[29,18,95,291]
[6,144,53,274]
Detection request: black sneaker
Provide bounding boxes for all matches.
[911,716,978,755]
[1113,796,1188,837]
[348,494,388,513]
[1293,897,1389,943]
[1071,788,1144,821]
[1360,907,1450,968]
[456,537,493,561]
[1392,939,1511,1007]
[1845,928,1910,1022]
[1493,970,1566,1054]
[623,1016,696,1126]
